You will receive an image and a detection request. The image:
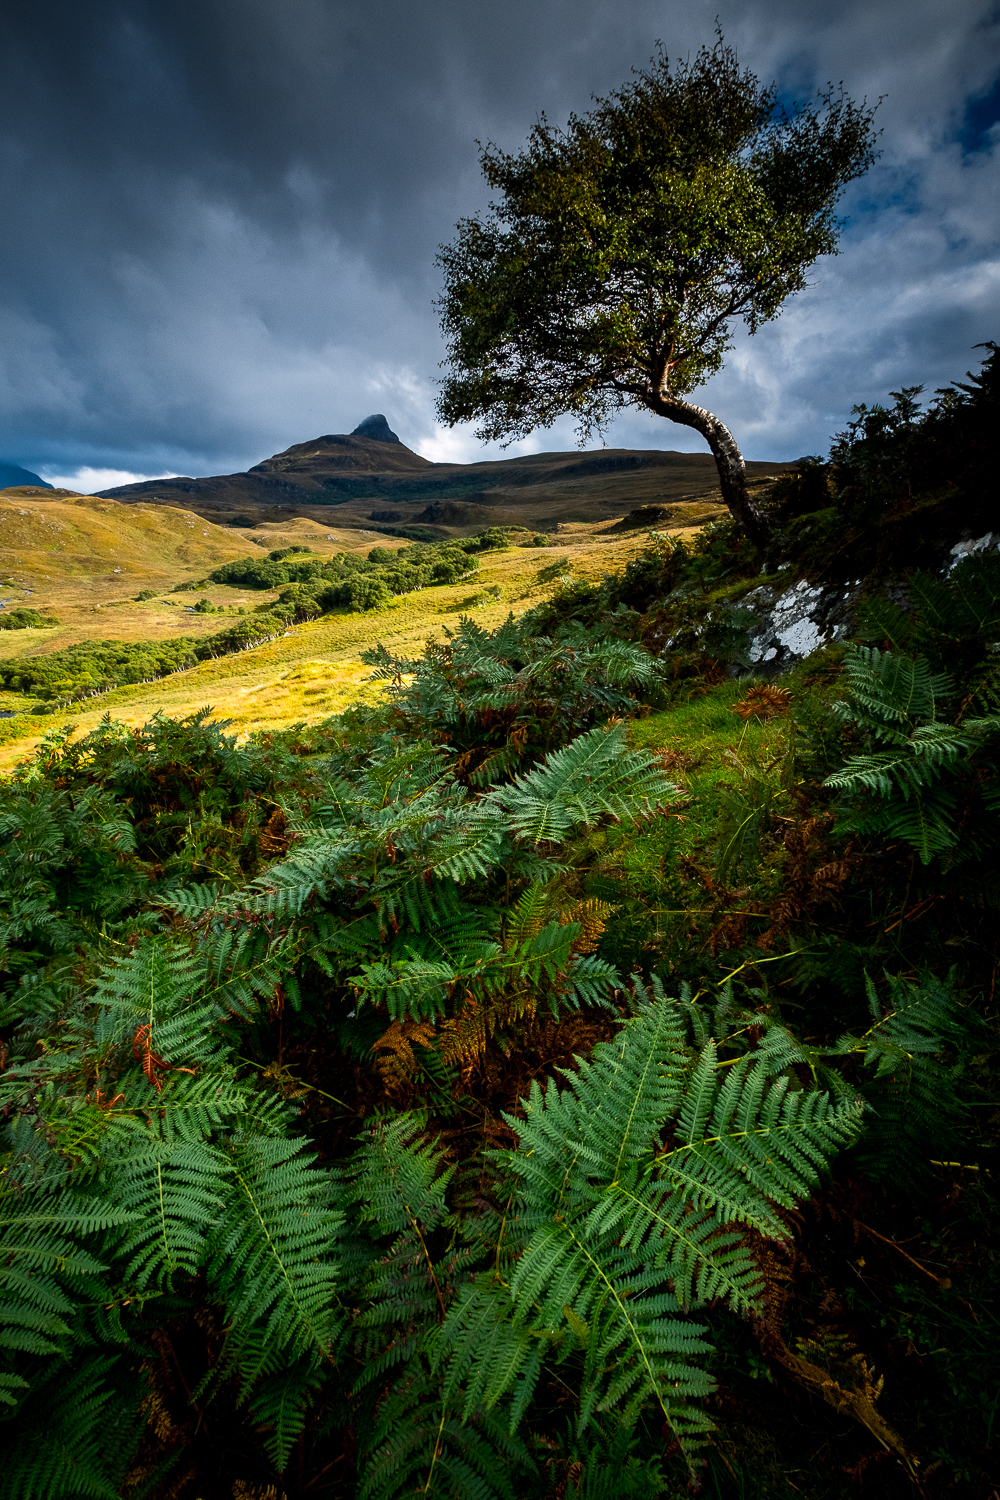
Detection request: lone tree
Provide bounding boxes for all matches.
[436,38,880,545]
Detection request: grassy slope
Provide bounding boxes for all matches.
[0,492,382,655]
[0,492,725,767]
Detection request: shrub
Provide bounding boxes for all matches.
[348,574,393,611]
[0,608,56,630]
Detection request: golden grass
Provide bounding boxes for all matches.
[0,492,725,771]
[0,489,406,664]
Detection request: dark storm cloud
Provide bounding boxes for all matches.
[0,0,997,484]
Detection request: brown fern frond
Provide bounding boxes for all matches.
[132,1024,170,1092]
[371,1018,436,1091]
[704,910,755,954]
[439,990,537,1070]
[655,747,695,774]
[757,816,858,946]
[733,685,792,721]
[560,898,615,955]
[257,807,289,859]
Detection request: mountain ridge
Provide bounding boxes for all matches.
[95,421,791,536]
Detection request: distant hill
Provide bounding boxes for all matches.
[96,412,790,537]
[0,462,51,490]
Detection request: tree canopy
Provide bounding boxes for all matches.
[436,36,880,544]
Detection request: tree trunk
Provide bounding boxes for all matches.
[648,392,773,547]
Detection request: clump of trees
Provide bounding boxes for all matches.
[0,608,57,631]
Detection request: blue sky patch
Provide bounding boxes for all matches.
[959,74,1000,153]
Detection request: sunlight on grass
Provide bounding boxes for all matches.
[0,497,714,771]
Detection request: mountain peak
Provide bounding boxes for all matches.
[0,461,51,490]
[350,414,401,444]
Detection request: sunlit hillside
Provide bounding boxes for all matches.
[0,486,727,767]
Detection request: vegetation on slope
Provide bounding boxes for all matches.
[0,608,57,631]
[1,348,999,1499]
[0,533,510,704]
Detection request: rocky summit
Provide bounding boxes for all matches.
[350,413,401,444]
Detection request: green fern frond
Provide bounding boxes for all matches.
[199,925,298,1021]
[209,1127,343,1382]
[832,645,951,730]
[359,1367,533,1500]
[0,1354,141,1500]
[834,972,966,1185]
[486,726,676,844]
[825,644,1000,862]
[349,1112,455,1241]
[91,938,210,1065]
[432,981,860,1474]
[0,1181,127,1358]
[105,1135,227,1291]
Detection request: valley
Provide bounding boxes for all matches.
[0,459,732,765]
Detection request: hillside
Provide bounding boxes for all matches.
[0,486,723,761]
[96,413,789,537]
[0,489,380,674]
[1,351,998,1500]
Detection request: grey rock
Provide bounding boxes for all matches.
[742,577,860,670]
[949,532,998,571]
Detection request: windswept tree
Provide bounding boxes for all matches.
[436,37,880,545]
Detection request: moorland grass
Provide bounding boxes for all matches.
[0,513,667,767]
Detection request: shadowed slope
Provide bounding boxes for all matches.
[95,425,790,538]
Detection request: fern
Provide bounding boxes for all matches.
[108,1136,228,1291]
[207,1123,344,1464]
[483,724,676,845]
[831,971,966,1185]
[360,1377,533,1500]
[0,1180,124,1362]
[344,1117,535,1500]
[433,980,862,1475]
[824,645,1000,862]
[0,1354,145,1500]
[347,1113,456,1378]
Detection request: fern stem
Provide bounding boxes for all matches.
[857,1221,951,1286]
[421,1402,448,1494]
[717,949,802,984]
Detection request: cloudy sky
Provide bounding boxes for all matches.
[1,0,997,490]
